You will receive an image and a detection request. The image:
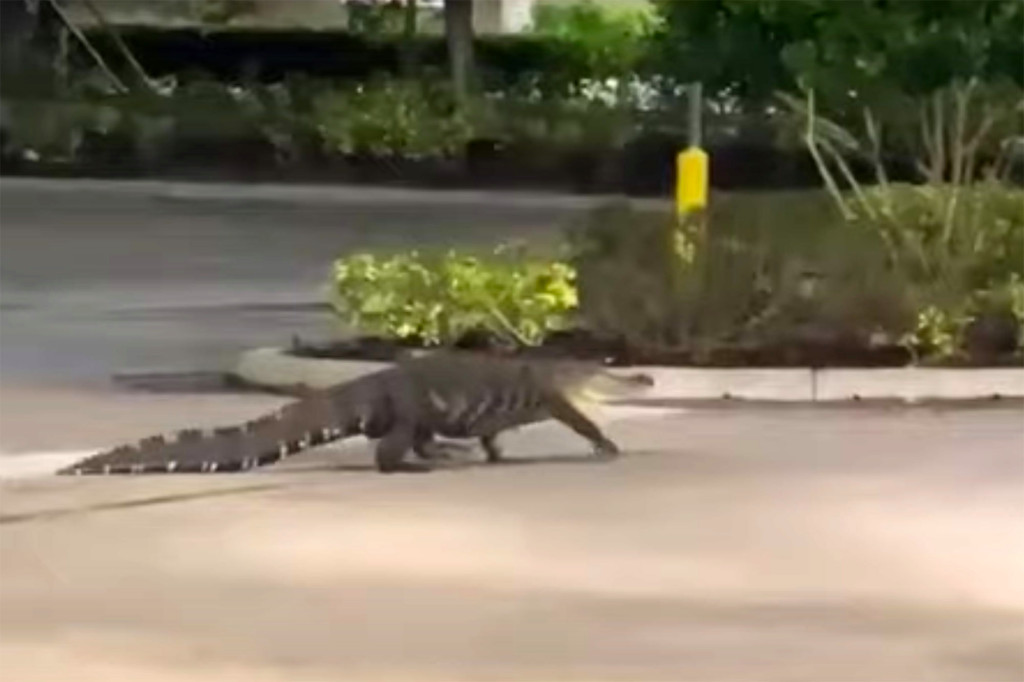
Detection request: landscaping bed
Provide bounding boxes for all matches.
[0,133,829,197]
[312,182,1023,373]
[286,328,1021,369]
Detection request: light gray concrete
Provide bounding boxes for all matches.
[232,347,1024,402]
[1,402,1022,682]
[233,347,822,399]
[0,178,594,385]
[815,367,1024,401]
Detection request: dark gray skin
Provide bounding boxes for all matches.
[57,352,654,476]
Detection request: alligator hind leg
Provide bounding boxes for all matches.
[412,429,478,461]
[480,433,504,463]
[545,396,620,458]
[376,426,431,473]
[413,431,453,461]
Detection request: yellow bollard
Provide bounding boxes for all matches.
[676,145,708,216]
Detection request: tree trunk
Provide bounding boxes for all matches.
[443,0,475,106]
[1,0,61,58]
[400,0,418,78]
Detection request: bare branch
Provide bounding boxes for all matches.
[44,0,127,93]
[801,89,854,220]
[78,0,154,92]
[863,106,890,191]
[820,136,875,220]
[932,91,946,183]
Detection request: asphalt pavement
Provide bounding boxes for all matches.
[1,178,1021,682]
[0,178,589,384]
[1,404,1022,682]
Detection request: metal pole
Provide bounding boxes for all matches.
[688,81,702,149]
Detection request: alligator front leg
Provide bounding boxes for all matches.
[545,395,620,458]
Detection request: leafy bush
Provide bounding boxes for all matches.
[850,182,1024,292]
[645,0,1023,108]
[781,80,1024,361]
[329,245,578,347]
[311,76,473,159]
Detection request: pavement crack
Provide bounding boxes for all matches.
[0,482,287,525]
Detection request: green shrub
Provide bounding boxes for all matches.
[564,201,681,346]
[231,77,321,165]
[2,73,316,167]
[897,277,1024,362]
[779,77,1024,362]
[566,195,916,355]
[815,162,1022,361]
[329,245,578,347]
[0,62,128,163]
[1005,275,1024,351]
[476,89,638,155]
[311,77,473,159]
[159,79,256,139]
[568,185,1023,363]
[529,0,655,84]
[1,98,112,163]
[3,67,644,168]
[645,0,1023,109]
[851,182,1024,291]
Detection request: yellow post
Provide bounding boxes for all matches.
[676,145,708,216]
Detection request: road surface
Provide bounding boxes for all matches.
[1,179,1021,682]
[0,179,592,384]
[1,403,1022,682]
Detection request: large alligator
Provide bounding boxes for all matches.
[58,352,655,475]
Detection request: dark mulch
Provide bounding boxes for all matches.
[286,328,1023,369]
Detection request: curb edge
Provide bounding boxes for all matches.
[233,348,1024,403]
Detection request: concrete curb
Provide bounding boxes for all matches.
[233,348,1024,402]
[1,176,671,211]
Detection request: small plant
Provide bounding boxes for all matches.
[899,304,970,361]
[329,245,578,347]
[1010,276,1024,352]
[1010,276,1024,345]
[964,274,1024,355]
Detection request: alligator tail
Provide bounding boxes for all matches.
[56,392,352,476]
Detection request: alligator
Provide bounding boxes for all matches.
[57,352,655,476]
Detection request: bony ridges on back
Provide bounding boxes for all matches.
[56,354,653,476]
